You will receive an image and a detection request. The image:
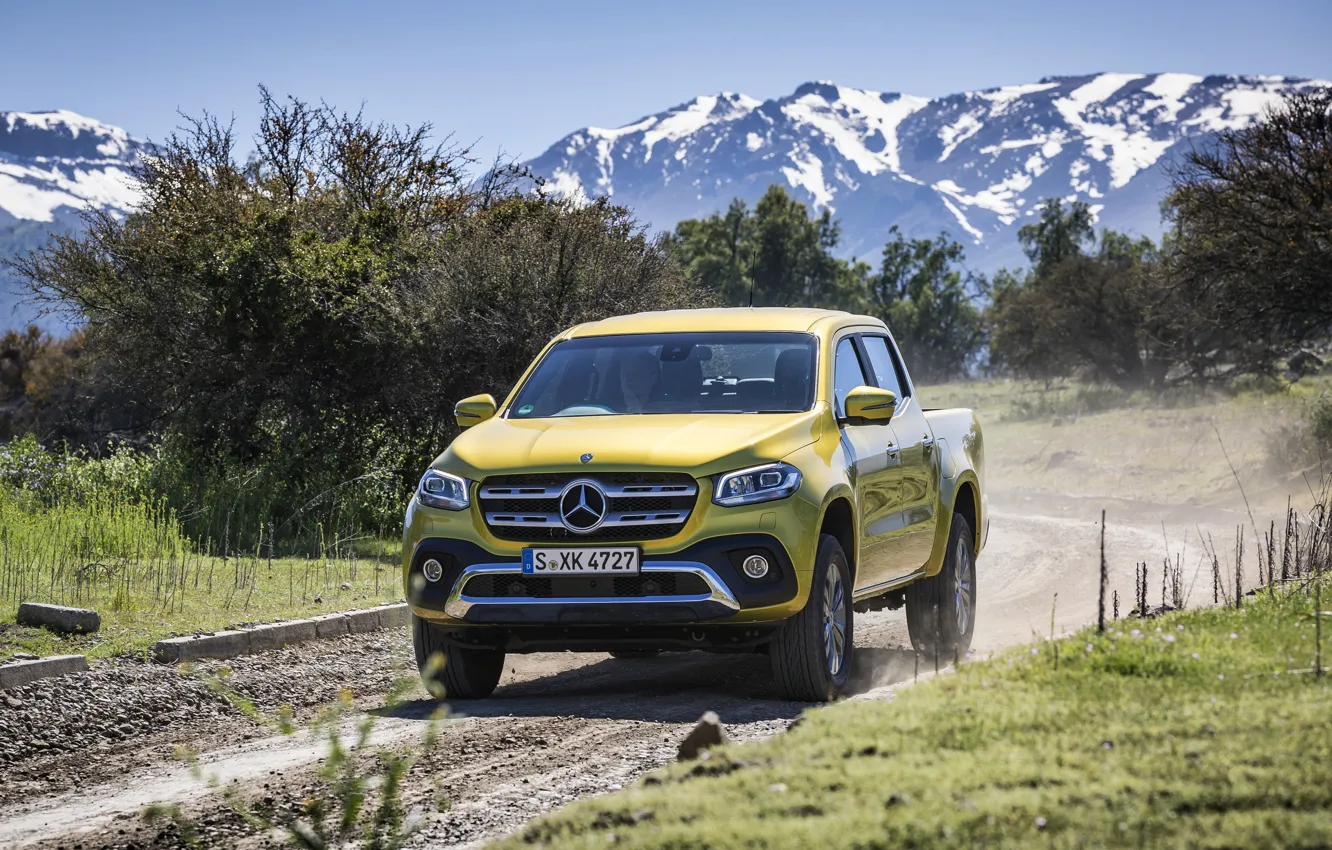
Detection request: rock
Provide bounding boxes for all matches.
[1045,449,1078,470]
[1287,349,1324,380]
[677,711,726,761]
[340,582,352,591]
[13,652,38,661]
[16,602,101,634]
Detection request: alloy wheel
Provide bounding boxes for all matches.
[954,543,974,637]
[822,566,848,675]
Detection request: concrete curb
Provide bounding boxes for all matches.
[16,602,101,635]
[0,654,89,689]
[150,602,408,664]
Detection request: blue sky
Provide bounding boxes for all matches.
[5,0,1330,162]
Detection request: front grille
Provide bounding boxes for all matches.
[463,572,710,598]
[478,472,698,543]
[491,524,682,542]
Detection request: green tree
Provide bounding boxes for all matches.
[868,227,984,382]
[1166,86,1332,378]
[1017,197,1096,277]
[989,200,1173,389]
[669,185,866,311]
[671,198,751,305]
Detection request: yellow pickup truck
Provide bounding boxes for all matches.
[402,308,986,702]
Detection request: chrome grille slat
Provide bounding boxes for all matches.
[479,482,698,499]
[485,511,688,528]
[478,485,562,499]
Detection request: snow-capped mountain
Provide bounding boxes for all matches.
[0,110,145,328]
[526,73,1330,269]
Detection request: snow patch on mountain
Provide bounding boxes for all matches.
[0,109,144,223]
[521,73,1331,266]
[781,147,833,209]
[779,85,929,182]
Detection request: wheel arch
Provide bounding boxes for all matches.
[924,469,983,577]
[817,491,858,584]
[952,475,981,554]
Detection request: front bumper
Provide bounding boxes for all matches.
[407,534,801,626]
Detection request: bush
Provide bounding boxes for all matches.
[1002,383,1131,422]
[0,434,157,507]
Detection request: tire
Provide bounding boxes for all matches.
[769,534,853,702]
[905,514,976,660]
[608,650,662,659]
[412,615,505,700]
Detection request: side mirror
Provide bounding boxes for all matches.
[454,393,497,428]
[843,386,896,423]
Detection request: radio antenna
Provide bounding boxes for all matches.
[747,249,756,308]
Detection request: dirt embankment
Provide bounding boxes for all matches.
[0,485,1261,850]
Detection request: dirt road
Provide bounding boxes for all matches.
[0,491,1254,850]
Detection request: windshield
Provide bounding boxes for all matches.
[507,332,817,418]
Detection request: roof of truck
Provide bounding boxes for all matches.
[565,307,882,338]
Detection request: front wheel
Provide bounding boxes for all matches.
[769,534,853,702]
[905,514,976,659]
[412,615,505,700]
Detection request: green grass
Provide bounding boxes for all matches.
[0,490,403,661]
[496,583,1332,849]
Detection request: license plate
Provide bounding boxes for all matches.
[522,547,640,575]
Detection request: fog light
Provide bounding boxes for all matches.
[742,554,769,579]
[422,558,444,583]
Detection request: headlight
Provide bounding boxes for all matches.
[416,469,471,511]
[713,462,802,507]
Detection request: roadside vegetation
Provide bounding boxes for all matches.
[0,432,404,661]
[0,91,709,660]
[493,575,1331,848]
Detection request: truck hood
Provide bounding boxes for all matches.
[437,410,825,480]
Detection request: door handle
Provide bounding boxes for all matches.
[921,436,935,457]
[886,442,898,458]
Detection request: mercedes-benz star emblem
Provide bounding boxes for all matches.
[580,453,593,464]
[559,480,608,533]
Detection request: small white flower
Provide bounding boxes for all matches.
[1177,625,1185,631]
[1218,673,1225,680]
[1130,629,1143,637]
[1192,653,1200,660]
[1035,817,1048,828]
[1031,647,1039,655]
[1155,627,1163,633]
[1229,633,1239,639]
[1164,635,1175,643]
[1086,643,1094,652]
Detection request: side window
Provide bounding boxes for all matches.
[832,338,868,417]
[860,336,907,401]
